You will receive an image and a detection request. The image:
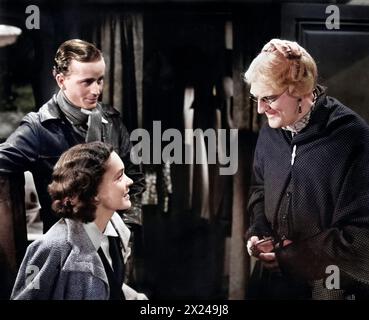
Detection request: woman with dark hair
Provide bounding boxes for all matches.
[11,141,147,300]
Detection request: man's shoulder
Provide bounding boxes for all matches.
[22,96,61,125]
[100,103,121,117]
[100,104,130,133]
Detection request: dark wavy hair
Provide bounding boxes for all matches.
[48,142,114,223]
[53,39,103,76]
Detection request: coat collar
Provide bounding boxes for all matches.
[61,218,108,286]
[38,95,121,124]
[291,93,330,145]
[291,86,354,146]
[110,213,131,263]
[61,213,131,279]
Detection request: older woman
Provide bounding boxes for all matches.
[11,142,147,300]
[245,39,369,299]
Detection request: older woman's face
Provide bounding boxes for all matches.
[250,82,300,128]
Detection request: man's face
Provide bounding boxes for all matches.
[56,58,105,110]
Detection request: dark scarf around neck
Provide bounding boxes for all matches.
[56,90,103,142]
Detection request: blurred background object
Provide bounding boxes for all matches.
[24,171,42,242]
[0,24,21,47]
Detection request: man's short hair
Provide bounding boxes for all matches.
[53,39,103,76]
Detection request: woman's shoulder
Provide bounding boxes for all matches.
[324,96,369,136]
[29,219,71,255]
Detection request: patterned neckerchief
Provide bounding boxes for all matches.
[282,102,316,135]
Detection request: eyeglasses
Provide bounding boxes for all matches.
[249,90,286,106]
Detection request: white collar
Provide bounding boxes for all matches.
[82,215,119,251]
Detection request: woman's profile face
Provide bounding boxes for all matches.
[96,151,133,213]
[250,82,301,128]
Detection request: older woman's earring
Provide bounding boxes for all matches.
[298,99,302,113]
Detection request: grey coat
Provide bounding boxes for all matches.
[11,213,133,300]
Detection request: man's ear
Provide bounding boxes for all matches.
[55,73,66,90]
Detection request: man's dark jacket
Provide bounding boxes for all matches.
[0,96,145,297]
[247,91,369,299]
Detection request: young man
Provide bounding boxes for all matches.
[0,39,145,298]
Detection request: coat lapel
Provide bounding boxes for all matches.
[62,219,108,286]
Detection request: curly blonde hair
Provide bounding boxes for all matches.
[244,39,317,97]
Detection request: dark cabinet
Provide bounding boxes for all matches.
[282,3,369,123]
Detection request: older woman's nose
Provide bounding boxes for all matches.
[257,100,271,114]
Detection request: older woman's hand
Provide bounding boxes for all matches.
[258,239,293,270]
[259,252,278,269]
[246,236,260,256]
